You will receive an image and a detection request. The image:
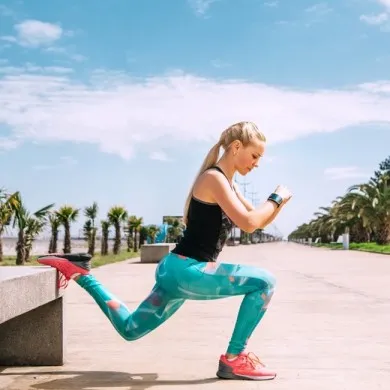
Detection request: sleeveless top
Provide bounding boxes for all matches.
[171,166,234,262]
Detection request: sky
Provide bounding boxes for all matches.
[0,0,390,239]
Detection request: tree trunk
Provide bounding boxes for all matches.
[49,225,58,253]
[0,236,3,262]
[139,230,146,250]
[16,229,25,265]
[350,222,368,243]
[101,232,108,255]
[113,222,121,254]
[63,222,71,253]
[375,221,390,245]
[87,231,92,255]
[49,229,58,253]
[127,228,133,252]
[133,231,138,252]
[88,229,96,256]
[25,246,31,262]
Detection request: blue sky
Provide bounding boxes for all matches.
[1,0,390,238]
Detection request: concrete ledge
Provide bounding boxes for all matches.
[0,266,65,366]
[140,243,176,263]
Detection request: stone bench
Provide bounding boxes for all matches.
[0,266,65,366]
[140,243,176,263]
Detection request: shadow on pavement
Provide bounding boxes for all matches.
[0,369,220,389]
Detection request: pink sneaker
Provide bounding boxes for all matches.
[216,352,277,380]
[37,253,91,288]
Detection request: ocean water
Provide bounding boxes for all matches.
[1,237,93,256]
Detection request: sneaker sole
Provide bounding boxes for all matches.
[37,257,90,276]
[216,361,276,381]
[38,254,91,271]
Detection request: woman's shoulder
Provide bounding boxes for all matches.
[198,167,228,187]
[193,168,232,201]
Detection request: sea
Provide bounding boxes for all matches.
[1,237,92,256]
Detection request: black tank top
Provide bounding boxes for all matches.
[171,166,234,262]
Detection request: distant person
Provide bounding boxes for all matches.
[38,121,292,381]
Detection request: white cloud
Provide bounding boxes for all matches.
[0,5,14,17]
[211,59,231,68]
[70,53,87,62]
[1,36,17,44]
[358,80,390,93]
[360,12,390,31]
[304,2,333,26]
[276,3,333,27]
[275,20,295,26]
[33,155,78,170]
[0,137,19,150]
[60,155,78,165]
[44,46,67,54]
[378,0,390,9]
[324,167,370,180]
[0,66,390,161]
[264,1,278,7]
[188,0,217,16]
[360,12,388,24]
[0,64,73,75]
[305,2,333,15]
[360,1,390,30]
[43,46,87,62]
[150,151,171,161]
[10,20,63,47]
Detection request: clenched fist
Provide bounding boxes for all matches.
[274,185,293,205]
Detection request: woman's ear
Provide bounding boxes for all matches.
[233,140,241,154]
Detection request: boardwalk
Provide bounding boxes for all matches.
[1,242,389,389]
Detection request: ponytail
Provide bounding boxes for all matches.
[183,142,222,225]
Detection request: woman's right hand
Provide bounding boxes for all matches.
[274,185,293,205]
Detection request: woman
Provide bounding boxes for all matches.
[38,121,292,381]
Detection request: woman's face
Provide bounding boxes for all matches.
[233,138,266,175]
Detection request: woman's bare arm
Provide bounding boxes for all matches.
[232,182,255,212]
[200,171,280,233]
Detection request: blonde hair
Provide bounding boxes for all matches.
[183,121,266,224]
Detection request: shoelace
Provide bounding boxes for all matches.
[58,273,69,289]
[240,352,265,369]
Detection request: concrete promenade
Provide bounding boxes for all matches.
[1,242,389,389]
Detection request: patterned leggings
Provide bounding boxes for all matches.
[76,252,276,355]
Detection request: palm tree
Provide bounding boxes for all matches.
[24,217,46,261]
[132,216,143,251]
[100,220,111,255]
[84,202,98,256]
[56,205,79,253]
[147,225,160,244]
[289,155,390,245]
[83,219,93,252]
[139,226,148,249]
[166,217,183,243]
[107,206,127,254]
[335,193,371,243]
[288,222,311,241]
[346,175,390,245]
[12,195,53,265]
[125,215,137,252]
[0,189,20,262]
[48,212,61,253]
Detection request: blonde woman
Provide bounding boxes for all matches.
[38,121,292,381]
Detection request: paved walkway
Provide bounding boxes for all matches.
[1,242,390,389]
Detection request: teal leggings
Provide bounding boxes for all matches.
[76,252,276,355]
